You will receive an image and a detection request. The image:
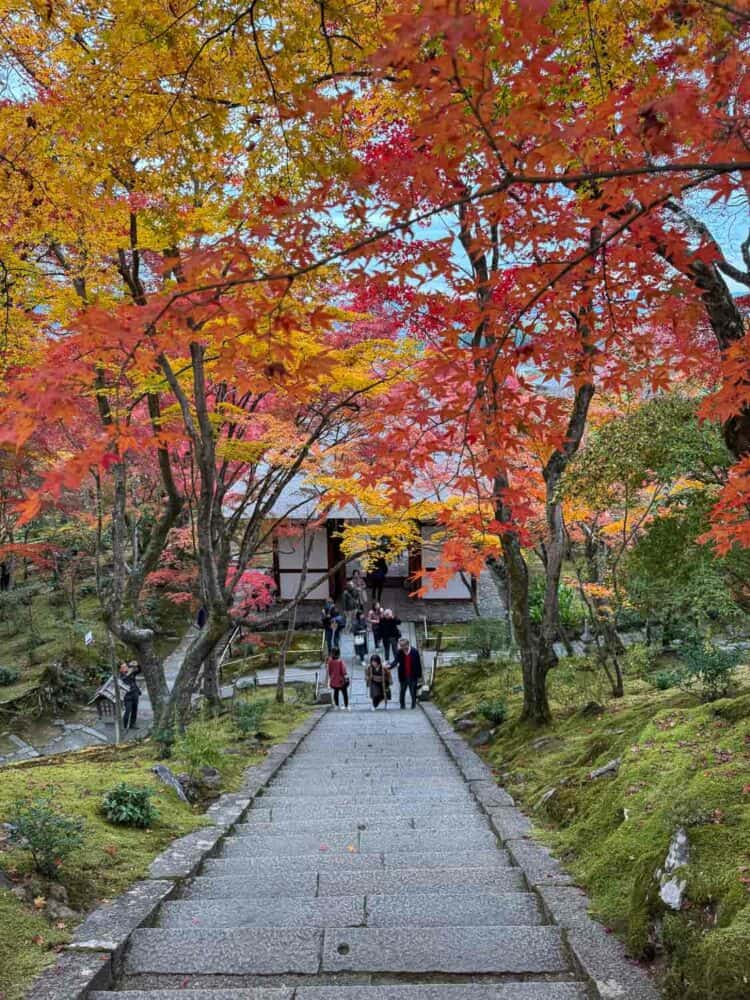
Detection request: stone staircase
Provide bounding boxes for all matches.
[88,659,590,1000]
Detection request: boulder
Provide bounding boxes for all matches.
[151,764,190,804]
[470,729,493,747]
[657,827,689,911]
[588,757,621,780]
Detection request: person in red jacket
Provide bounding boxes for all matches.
[392,637,423,709]
[326,646,350,711]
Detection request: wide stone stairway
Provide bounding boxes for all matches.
[91,663,589,1000]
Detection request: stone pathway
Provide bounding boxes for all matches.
[89,659,592,1000]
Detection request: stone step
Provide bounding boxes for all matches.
[158,888,541,930]
[265,802,482,819]
[221,829,496,856]
[92,986,588,1000]
[181,872,318,899]
[235,815,489,835]
[259,796,472,810]
[124,928,322,975]
[319,864,526,896]
[323,925,567,974]
[201,853,386,875]
[159,895,365,929]
[202,849,511,877]
[124,925,567,975]
[366,888,543,927]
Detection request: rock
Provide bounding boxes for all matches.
[45,900,78,921]
[657,827,689,911]
[470,729,492,747]
[235,676,256,691]
[455,719,474,732]
[47,883,69,904]
[580,701,604,718]
[151,764,190,804]
[11,885,29,902]
[588,758,621,780]
[538,788,558,808]
[199,766,222,791]
[531,736,564,752]
[0,869,13,891]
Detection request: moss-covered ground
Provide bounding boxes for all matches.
[434,659,750,1000]
[0,690,311,1000]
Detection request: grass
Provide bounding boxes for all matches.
[434,658,750,1000]
[0,689,311,1000]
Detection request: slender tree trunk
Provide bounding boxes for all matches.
[202,650,222,713]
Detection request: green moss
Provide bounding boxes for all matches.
[0,890,69,1000]
[434,659,750,997]
[0,690,310,999]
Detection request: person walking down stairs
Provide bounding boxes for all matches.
[326,646,351,711]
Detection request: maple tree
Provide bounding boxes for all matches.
[0,0,749,730]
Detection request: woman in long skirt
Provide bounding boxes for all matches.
[365,653,390,710]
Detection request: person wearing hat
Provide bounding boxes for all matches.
[392,637,423,710]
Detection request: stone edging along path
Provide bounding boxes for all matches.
[25,708,329,1000]
[419,701,659,1000]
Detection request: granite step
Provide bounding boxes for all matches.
[124,925,567,975]
[234,815,487,834]
[201,850,512,876]
[318,865,526,895]
[264,802,482,819]
[93,987,588,1000]
[159,895,365,929]
[221,828,496,855]
[158,888,541,930]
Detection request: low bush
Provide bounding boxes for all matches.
[233,698,269,736]
[677,638,742,701]
[0,666,20,686]
[623,642,658,678]
[653,671,677,691]
[101,783,159,828]
[477,697,507,726]
[173,718,224,777]
[7,790,85,878]
[465,619,511,659]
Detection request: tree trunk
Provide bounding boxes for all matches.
[202,650,222,713]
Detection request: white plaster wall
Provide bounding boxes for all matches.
[420,525,472,600]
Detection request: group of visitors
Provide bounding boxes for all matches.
[322,557,425,711]
[325,635,423,712]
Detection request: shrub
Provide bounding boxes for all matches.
[623,642,658,678]
[653,671,677,691]
[7,790,85,878]
[465,619,511,659]
[529,578,586,632]
[233,698,269,736]
[0,666,20,686]
[677,638,742,701]
[477,697,507,726]
[173,718,224,777]
[101,783,158,828]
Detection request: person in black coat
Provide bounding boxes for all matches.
[119,661,142,730]
[391,637,423,709]
[378,609,401,661]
